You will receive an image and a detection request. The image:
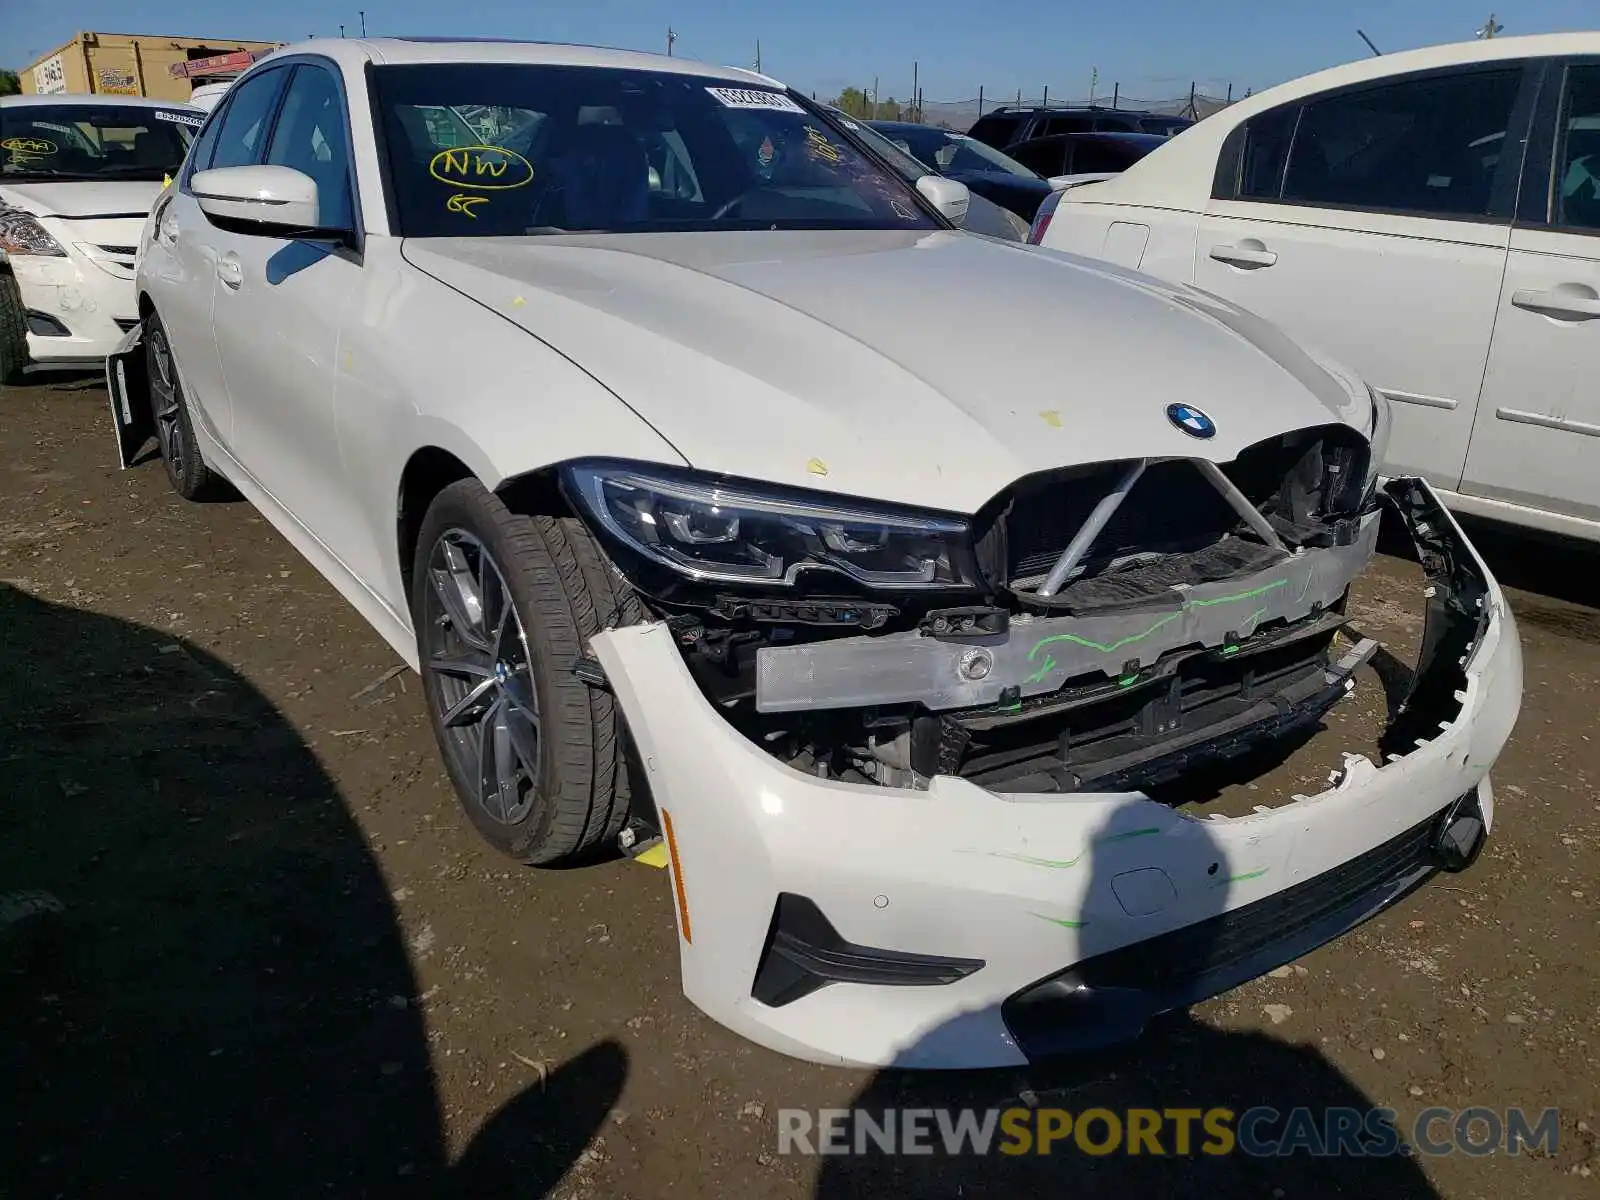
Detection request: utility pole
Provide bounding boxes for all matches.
[912,61,919,122]
[358,10,366,36]
[755,40,761,73]
[1226,81,1232,104]
[1088,66,1098,107]
[977,84,984,118]
[1187,80,1196,120]
[338,24,345,37]
[1042,84,1049,109]
[666,27,676,56]
[873,76,879,117]
[1112,82,1119,108]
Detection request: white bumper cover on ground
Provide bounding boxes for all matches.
[591,483,1522,1068]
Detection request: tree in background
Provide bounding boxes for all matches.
[0,70,20,96]
[826,89,909,122]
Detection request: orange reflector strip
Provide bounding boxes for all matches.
[660,807,692,944]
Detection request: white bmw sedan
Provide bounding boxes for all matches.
[113,38,1521,1069]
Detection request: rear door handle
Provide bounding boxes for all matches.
[1209,242,1277,269]
[1511,286,1600,320]
[216,253,243,290]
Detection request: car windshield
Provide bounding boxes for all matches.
[373,64,941,236]
[0,104,197,181]
[890,126,1041,180]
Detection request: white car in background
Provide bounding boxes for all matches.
[1035,33,1600,543]
[0,94,203,381]
[110,38,1520,1068]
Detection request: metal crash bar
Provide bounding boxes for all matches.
[1033,456,1286,599]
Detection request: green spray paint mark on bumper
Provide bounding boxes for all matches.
[1021,580,1288,687]
[1031,911,1088,930]
[984,826,1162,871]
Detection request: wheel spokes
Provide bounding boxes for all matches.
[424,527,542,827]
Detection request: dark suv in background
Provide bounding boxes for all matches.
[967,105,1191,150]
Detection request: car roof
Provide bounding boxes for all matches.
[1011,130,1168,149]
[1067,31,1600,212]
[257,36,782,89]
[0,94,202,111]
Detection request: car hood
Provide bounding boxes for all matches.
[404,230,1367,514]
[0,180,165,219]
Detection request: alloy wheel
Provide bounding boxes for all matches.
[422,529,541,825]
[147,327,184,479]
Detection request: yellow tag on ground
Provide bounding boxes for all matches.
[633,842,670,869]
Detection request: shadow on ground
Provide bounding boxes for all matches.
[813,790,1445,1199]
[0,584,623,1196]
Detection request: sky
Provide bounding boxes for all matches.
[6,0,1597,106]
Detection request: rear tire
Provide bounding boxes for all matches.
[0,274,29,386]
[145,312,225,501]
[412,479,639,864]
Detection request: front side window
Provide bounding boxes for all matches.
[373,64,940,237]
[265,65,355,229]
[0,103,197,182]
[1072,139,1152,174]
[1554,64,1600,232]
[208,67,290,171]
[1281,67,1523,217]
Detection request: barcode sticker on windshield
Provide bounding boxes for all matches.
[154,110,205,128]
[706,87,805,114]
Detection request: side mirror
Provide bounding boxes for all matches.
[191,165,326,236]
[916,175,970,226]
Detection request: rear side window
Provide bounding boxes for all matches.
[1553,64,1600,232]
[1008,140,1067,177]
[1235,104,1299,199]
[967,113,1021,148]
[1281,67,1522,217]
[1073,139,1149,174]
[1042,115,1094,137]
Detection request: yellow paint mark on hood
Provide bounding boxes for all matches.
[806,457,829,476]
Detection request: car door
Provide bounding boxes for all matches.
[1463,59,1600,525]
[151,65,292,447]
[209,60,367,557]
[1193,63,1534,492]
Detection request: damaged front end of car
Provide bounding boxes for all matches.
[575,432,1521,1068]
[570,421,1406,798]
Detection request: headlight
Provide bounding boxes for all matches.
[0,206,66,257]
[1363,385,1393,497]
[563,462,980,591]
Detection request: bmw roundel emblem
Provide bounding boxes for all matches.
[1166,403,1217,439]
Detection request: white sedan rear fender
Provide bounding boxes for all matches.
[584,478,1523,1069]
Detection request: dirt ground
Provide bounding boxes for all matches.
[1,376,1596,1199]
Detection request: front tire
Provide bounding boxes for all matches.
[145,312,224,501]
[412,479,638,864]
[0,274,29,385]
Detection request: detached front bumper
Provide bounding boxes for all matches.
[590,479,1522,1068]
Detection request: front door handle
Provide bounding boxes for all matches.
[1511,285,1600,320]
[216,253,243,290]
[1209,241,1277,269]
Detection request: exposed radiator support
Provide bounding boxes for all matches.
[1035,458,1148,597]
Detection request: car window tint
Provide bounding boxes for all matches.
[1073,140,1145,174]
[1555,64,1600,232]
[208,67,288,170]
[1236,104,1299,199]
[1008,140,1065,176]
[265,65,355,229]
[187,104,226,172]
[967,114,1020,147]
[1282,67,1522,217]
[1042,116,1093,136]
